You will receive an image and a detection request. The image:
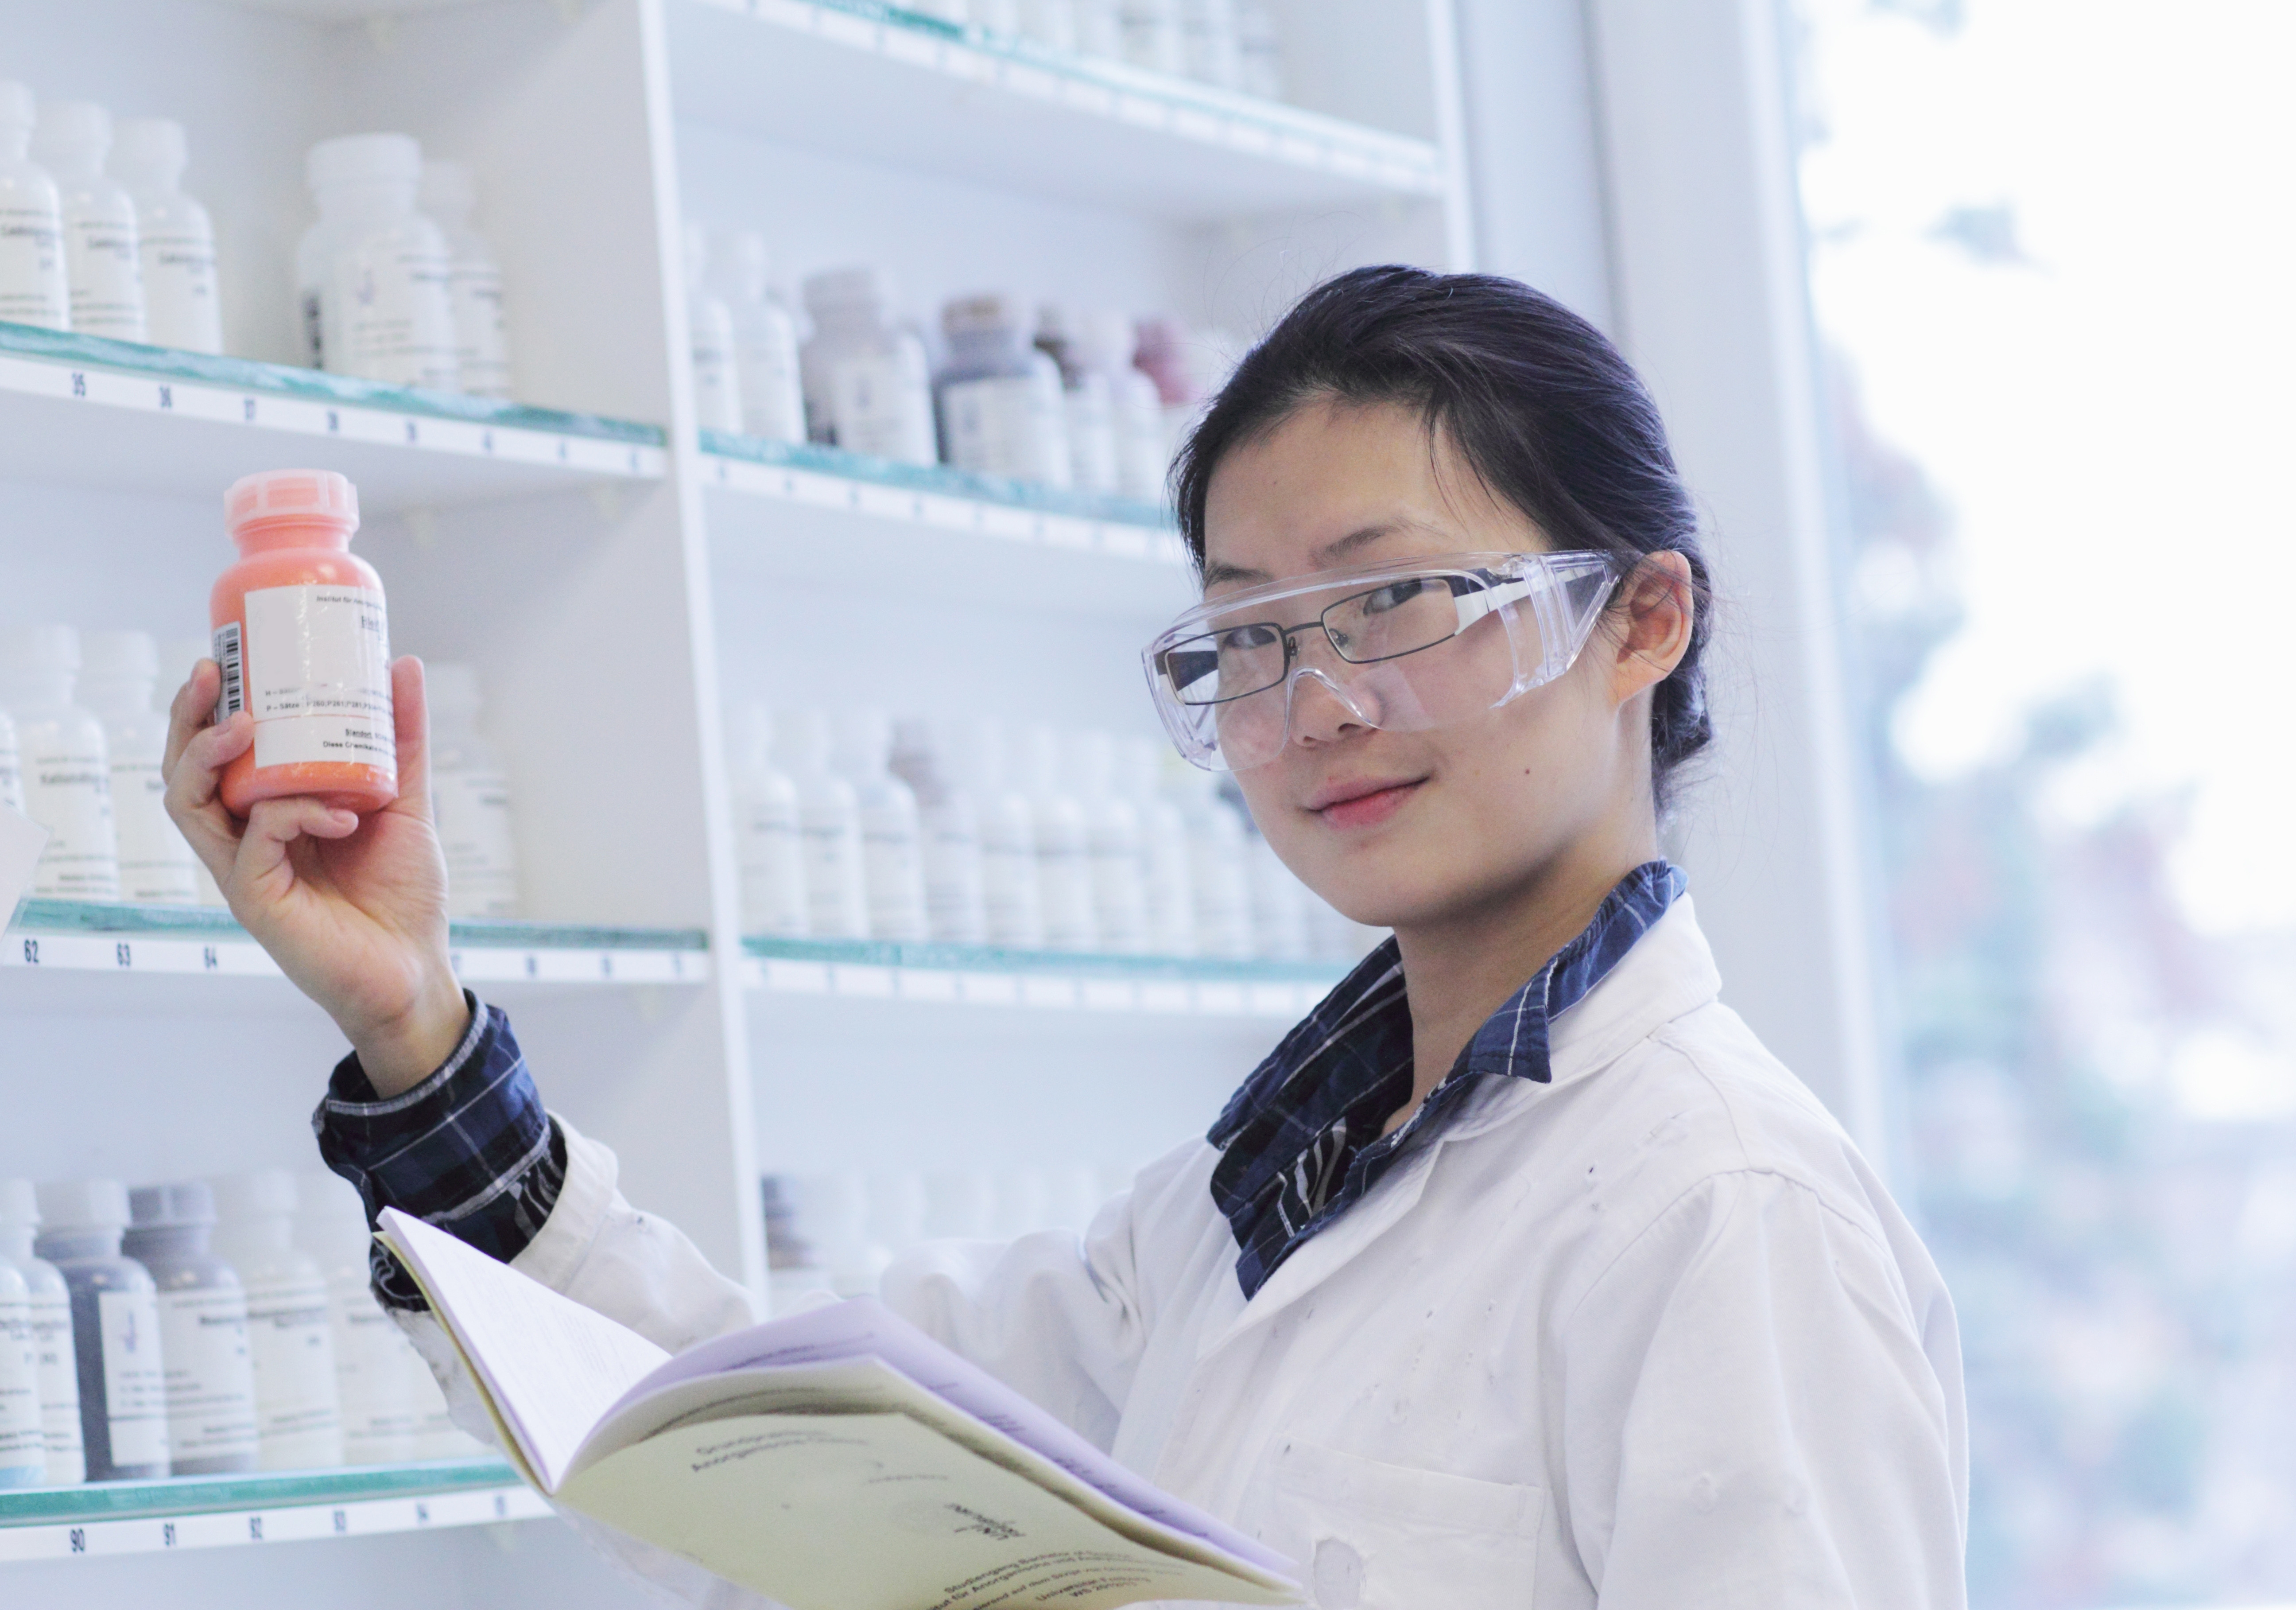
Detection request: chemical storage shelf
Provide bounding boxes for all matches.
[668,0,1447,219]
[742,933,1347,1017]
[0,323,667,513]
[3,901,712,986]
[0,1457,545,1563]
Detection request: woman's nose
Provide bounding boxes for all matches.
[1284,666,1375,748]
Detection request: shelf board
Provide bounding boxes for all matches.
[0,1457,545,1563]
[3,901,711,986]
[669,0,1447,219]
[0,323,666,513]
[742,933,1344,1017]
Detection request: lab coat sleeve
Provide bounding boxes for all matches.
[879,1184,1150,1453]
[1558,1168,1967,1610]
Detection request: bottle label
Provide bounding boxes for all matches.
[330,1290,418,1461]
[110,739,200,903]
[1063,381,1121,495]
[332,234,459,390]
[0,728,22,814]
[95,1287,171,1469]
[243,1276,342,1464]
[28,1288,84,1480]
[800,811,867,939]
[0,201,69,328]
[692,323,742,435]
[735,317,806,443]
[62,204,146,341]
[736,789,808,937]
[941,372,1069,486]
[140,222,223,354]
[23,736,121,900]
[922,813,986,944]
[446,259,513,398]
[153,1287,259,1463]
[980,837,1043,949]
[230,585,398,779]
[432,767,520,917]
[831,344,937,466]
[859,812,927,941]
[0,1297,45,1476]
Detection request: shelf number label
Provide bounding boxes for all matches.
[524,953,539,978]
[326,409,341,433]
[481,430,495,455]
[248,1515,264,1542]
[70,371,85,397]
[243,397,258,422]
[333,1509,349,1534]
[162,1522,177,1548]
[21,937,38,966]
[68,1527,84,1554]
[156,384,172,410]
[203,945,220,972]
[404,419,419,444]
[493,1493,510,1519]
[415,1502,431,1525]
[115,941,131,969]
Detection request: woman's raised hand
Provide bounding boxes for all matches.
[163,654,469,1097]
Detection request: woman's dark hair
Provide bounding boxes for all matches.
[1173,264,1714,811]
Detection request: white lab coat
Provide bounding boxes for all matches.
[404,896,1968,1609]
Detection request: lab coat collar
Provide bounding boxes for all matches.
[1196,896,1725,1358]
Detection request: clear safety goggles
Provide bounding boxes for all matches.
[1143,551,1618,773]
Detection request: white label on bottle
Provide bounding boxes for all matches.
[0,726,22,814]
[243,1275,343,1468]
[110,742,200,903]
[1064,380,1121,495]
[433,767,520,917]
[800,808,868,939]
[23,733,120,900]
[96,1287,171,1469]
[333,233,458,389]
[859,810,927,942]
[239,584,399,778]
[446,257,513,398]
[0,1294,45,1477]
[922,810,986,945]
[692,319,743,433]
[61,201,145,341]
[140,221,223,354]
[831,342,937,466]
[737,786,808,937]
[942,372,1069,486]
[330,1290,418,1462]
[28,1288,84,1482]
[153,1287,259,1463]
[736,314,806,443]
[0,198,69,327]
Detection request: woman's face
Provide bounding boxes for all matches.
[1198,397,1688,931]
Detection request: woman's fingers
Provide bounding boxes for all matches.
[383,656,434,826]
[163,707,255,881]
[162,660,219,779]
[235,796,361,905]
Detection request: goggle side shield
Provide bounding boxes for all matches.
[1142,551,1618,771]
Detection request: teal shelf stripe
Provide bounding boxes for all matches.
[699,430,1178,531]
[0,1457,523,1527]
[6,899,706,954]
[742,931,1346,986]
[0,321,665,447]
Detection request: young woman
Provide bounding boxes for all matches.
[164,266,1966,1609]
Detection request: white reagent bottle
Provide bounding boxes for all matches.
[0,1181,85,1485]
[683,222,742,433]
[950,718,1043,950]
[1166,762,1253,958]
[800,267,938,467]
[34,1180,167,1482]
[1072,731,1148,953]
[0,1230,47,1489]
[1074,0,1125,58]
[295,1175,418,1466]
[209,1172,343,1471]
[714,229,807,445]
[418,159,514,399]
[1178,0,1242,88]
[1019,724,1098,952]
[424,662,521,919]
[781,708,869,941]
[0,702,22,816]
[731,704,808,938]
[0,83,70,331]
[162,636,229,907]
[1118,0,1185,73]
[1121,736,1195,956]
[1016,0,1078,52]
[297,134,458,389]
[0,625,122,901]
[835,708,929,943]
[123,1182,259,1476]
[890,717,987,946]
[34,101,146,342]
[1080,311,1171,504]
[1035,303,1119,496]
[109,118,222,354]
[79,630,199,904]
[937,292,1072,490]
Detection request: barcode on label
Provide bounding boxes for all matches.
[213,620,245,719]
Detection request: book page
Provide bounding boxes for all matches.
[557,1408,1300,1610]
[378,1208,669,1490]
[605,1297,1292,1578]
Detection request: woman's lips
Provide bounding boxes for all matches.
[1314,779,1423,830]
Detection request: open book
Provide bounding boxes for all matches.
[376,1209,1303,1610]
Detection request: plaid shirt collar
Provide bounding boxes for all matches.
[1206,859,1687,1299]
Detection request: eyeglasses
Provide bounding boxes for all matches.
[1143,551,1618,772]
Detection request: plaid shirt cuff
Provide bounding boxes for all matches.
[311,992,566,1311]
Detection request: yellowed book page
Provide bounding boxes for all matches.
[557,1410,1300,1610]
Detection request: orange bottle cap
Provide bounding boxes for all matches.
[225,468,361,538]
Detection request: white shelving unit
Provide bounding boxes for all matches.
[0,0,1478,1602]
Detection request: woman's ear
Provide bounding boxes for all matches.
[1606,551,1695,704]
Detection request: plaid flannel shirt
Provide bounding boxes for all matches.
[1208,859,1686,1298]
[311,991,564,1310]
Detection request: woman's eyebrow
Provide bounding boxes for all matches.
[1199,558,1270,588]
[1309,523,1406,567]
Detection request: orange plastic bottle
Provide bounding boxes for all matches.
[210,469,398,817]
